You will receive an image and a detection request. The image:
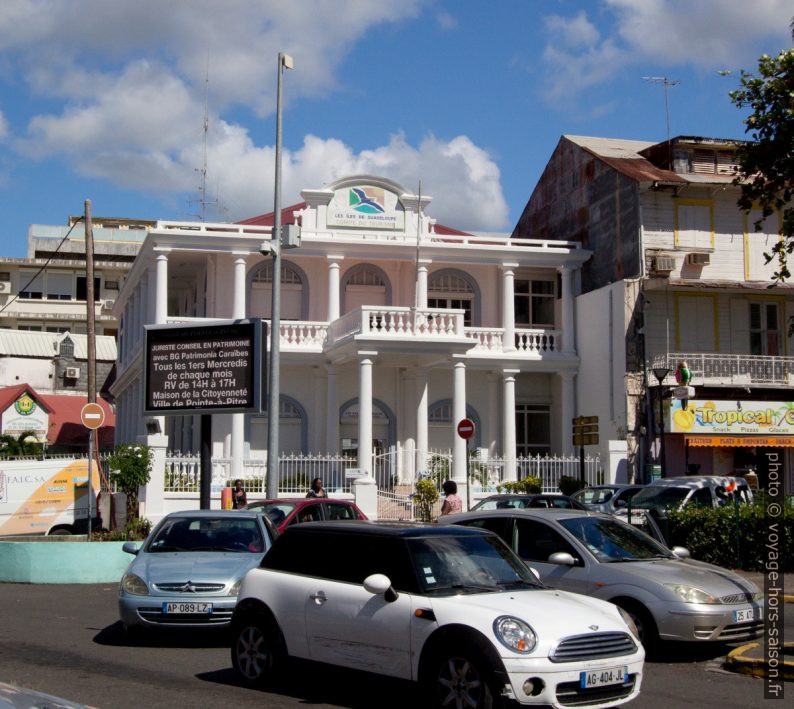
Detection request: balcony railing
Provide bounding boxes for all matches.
[327,306,466,345]
[164,311,564,359]
[651,352,794,387]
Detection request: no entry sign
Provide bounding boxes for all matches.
[80,402,105,430]
[457,418,475,440]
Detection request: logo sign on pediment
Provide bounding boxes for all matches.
[328,185,405,230]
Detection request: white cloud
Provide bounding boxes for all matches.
[540,0,792,104]
[608,0,792,68]
[199,131,509,230]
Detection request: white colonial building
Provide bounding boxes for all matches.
[110,175,592,498]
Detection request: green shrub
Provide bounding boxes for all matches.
[91,516,152,541]
[107,444,153,520]
[558,475,586,496]
[666,502,793,572]
[497,476,542,494]
[413,478,440,523]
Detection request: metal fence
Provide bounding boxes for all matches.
[156,449,601,495]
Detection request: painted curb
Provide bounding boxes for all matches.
[723,641,794,681]
[0,540,130,583]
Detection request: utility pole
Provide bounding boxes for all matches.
[265,52,294,498]
[84,200,97,539]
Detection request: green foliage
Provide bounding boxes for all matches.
[666,502,794,572]
[730,48,794,283]
[91,516,152,541]
[107,444,153,519]
[558,475,586,496]
[497,476,542,494]
[413,478,440,523]
[0,430,42,457]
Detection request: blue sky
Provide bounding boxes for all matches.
[0,0,791,257]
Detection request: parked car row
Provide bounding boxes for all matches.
[115,475,763,708]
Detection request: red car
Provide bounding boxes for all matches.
[244,498,367,533]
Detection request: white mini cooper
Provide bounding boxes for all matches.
[230,521,644,708]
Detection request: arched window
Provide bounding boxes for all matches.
[428,269,480,326]
[248,395,307,455]
[248,261,308,320]
[340,264,392,313]
[428,399,481,449]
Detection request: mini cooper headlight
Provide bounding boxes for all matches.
[493,616,537,654]
[617,607,641,641]
[121,573,149,596]
[664,583,718,604]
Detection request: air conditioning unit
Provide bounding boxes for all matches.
[64,367,80,379]
[652,255,675,273]
[687,252,710,266]
[0,281,10,293]
[102,299,115,311]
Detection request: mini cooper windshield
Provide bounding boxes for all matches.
[407,534,542,595]
[146,516,265,553]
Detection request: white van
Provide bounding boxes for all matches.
[627,475,754,512]
[0,458,100,536]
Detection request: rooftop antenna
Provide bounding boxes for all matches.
[642,76,680,168]
[188,56,219,221]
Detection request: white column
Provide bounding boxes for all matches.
[327,256,341,321]
[560,370,576,455]
[154,251,169,324]
[231,255,247,478]
[452,360,467,485]
[416,261,429,309]
[503,369,518,482]
[358,354,375,477]
[502,264,516,352]
[325,365,339,453]
[416,369,429,478]
[232,255,247,318]
[560,266,575,354]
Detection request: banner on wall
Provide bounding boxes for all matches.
[668,399,794,436]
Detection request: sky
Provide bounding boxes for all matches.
[0,0,791,257]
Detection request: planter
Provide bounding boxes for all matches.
[0,538,130,583]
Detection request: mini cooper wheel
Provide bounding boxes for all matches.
[426,646,495,709]
[231,618,283,686]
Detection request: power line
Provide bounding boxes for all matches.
[0,217,85,316]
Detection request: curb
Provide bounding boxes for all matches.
[723,641,794,681]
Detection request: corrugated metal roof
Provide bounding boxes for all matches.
[565,135,656,158]
[0,329,117,360]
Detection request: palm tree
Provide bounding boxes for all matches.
[0,430,41,457]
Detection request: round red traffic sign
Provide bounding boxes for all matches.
[81,402,106,430]
[457,418,475,440]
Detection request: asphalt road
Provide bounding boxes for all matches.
[0,583,788,708]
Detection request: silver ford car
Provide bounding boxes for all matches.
[446,508,764,649]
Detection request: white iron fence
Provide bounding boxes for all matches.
[157,448,601,496]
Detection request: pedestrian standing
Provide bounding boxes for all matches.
[232,479,248,509]
[439,480,462,516]
[306,477,328,498]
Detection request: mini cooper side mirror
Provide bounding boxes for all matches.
[548,551,576,566]
[364,573,399,602]
[671,546,690,559]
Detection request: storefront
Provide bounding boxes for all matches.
[665,398,794,493]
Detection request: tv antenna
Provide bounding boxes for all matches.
[642,76,680,166]
[187,58,221,221]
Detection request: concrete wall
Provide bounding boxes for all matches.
[0,538,130,583]
[575,281,628,464]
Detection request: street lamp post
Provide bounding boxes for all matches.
[652,366,670,478]
[265,52,293,499]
